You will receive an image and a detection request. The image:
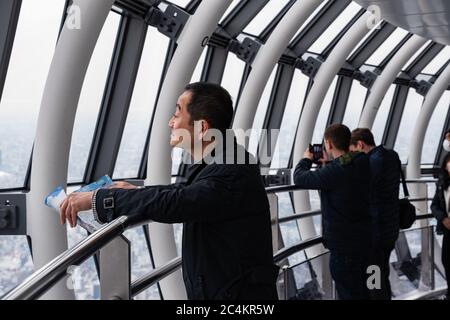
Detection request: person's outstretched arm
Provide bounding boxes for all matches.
[293,149,337,191]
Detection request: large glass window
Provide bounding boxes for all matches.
[421,47,450,74]
[365,28,409,66]
[403,40,432,71]
[124,227,154,283]
[347,20,382,59]
[394,89,424,163]
[271,71,309,169]
[114,29,170,179]
[190,48,207,83]
[0,0,65,189]
[221,53,245,107]
[219,0,242,24]
[372,85,395,145]
[0,236,33,297]
[248,67,277,156]
[421,91,450,164]
[243,0,291,36]
[312,77,338,143]
[289,0,330,44]
[168,0,191,8]
[278,193,306,266]
[342,80,367,130]
[308,2,361,54]
[68,13,121,182]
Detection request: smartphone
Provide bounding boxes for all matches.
[309,144,323,164]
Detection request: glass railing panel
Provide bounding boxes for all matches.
[0,236,33,296]
[66,225,100,300]
[133,284,160,300]
[123,227,154,282]
[278,251,331,300]
[390,226,435,298]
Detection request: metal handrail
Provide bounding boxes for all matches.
[129,213,437,298]
[277,209,321,224]
[266,179,437,195]
[274,200,433,226]
[129,236,327,298]
[403,179,438,183]
[2,177,438,300]
[266,185,301,194]
[273,236,323,264]
[131,256,182,298]
[1,216,129,300]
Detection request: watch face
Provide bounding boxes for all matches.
[104,197,114,209]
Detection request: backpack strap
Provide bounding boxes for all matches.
[398,161,410,198]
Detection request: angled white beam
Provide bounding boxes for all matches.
[407,62,450,179]
[27,0,115,299]
[232,0,323,135]
[358,35,427,128]
[291,12,374,255]
[145,0,233,300]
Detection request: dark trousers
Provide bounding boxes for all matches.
[368,244,394,300]
[443,231,450,298]
[329,250,370,300]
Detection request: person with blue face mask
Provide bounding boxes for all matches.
[443,130,450,153]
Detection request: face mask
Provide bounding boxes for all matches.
[443,139,450,152]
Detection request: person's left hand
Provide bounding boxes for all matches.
[443,217,450,231]
[304,148,314,161]
[60,191,94,228]
[108,181,138,189]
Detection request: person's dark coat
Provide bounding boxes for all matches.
[94,144,278,300]
[293,152,372,253]
[431,173,450,235]
[367,146,401,247]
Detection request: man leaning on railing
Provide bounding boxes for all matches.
[58,82,279,300]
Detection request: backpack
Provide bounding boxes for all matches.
[398,164,416,229]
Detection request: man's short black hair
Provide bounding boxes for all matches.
[184,82,233,133]
[350,128,376,147]
[324,124,351,152]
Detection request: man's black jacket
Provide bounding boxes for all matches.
[431,173,449,235]
[293,152,372,253]
[94,145,278,300]
[367,146,401,247]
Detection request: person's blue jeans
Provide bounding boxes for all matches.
[329,250,370,300]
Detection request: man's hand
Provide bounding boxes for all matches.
[318,149,330,166]
[108,181,138,189]
[60,191,93,228]
[443,217,450,230]
[304,148,314,161]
